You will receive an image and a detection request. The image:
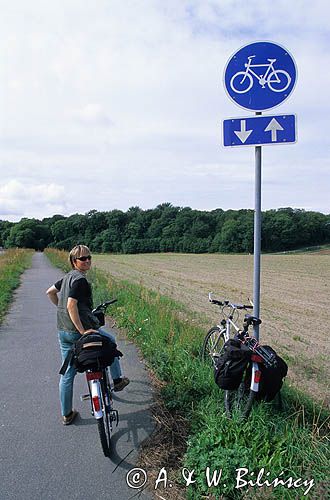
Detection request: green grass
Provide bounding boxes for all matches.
[184,388,329,499]
[45,248,330,499]
[45,249,71,273]
[0,249,33,324]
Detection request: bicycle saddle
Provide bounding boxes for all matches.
[244,314,262,326]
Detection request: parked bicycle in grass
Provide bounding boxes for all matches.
[202,293,288,419]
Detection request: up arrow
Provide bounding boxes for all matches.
[234,120,253,143]
[264,118,284,142]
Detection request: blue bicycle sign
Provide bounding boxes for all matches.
[224,42,297,111]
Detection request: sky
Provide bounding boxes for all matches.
[0,0,329,222]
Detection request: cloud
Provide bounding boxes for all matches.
[73,104,114,127]
[0,1,329,221]
[0,180,68,221]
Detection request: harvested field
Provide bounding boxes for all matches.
[93,252,330,404]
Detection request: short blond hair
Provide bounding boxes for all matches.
[69,244,91,268]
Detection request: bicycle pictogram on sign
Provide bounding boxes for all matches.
[224,42,297,111]
[230,55,291,94]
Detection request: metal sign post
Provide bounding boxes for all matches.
[223,41,297,340]
[253,133,262,339]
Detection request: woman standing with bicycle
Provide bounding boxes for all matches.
[46,244,129,425]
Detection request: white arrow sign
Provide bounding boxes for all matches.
[264,118,284,142]
[234,120,253,143]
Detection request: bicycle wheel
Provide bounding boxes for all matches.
[241,389,256,420]
[267,70,291,92]
[224,371,256,420]
[97,377,112,457]
[97,415,111,457]
[202,327,225,366]
[230,71,253,94]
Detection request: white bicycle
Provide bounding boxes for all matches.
[202,293,278,419]
[230,55,291,94]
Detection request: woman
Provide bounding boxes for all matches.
[46,244,129,425]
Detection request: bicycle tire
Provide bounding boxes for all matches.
[241,390,256,420]
[224,381,256,420]
[97,377,112,457]
[103,377,113,451]
[97,416,111,457]
[224,381,244,418]
[202,327,225,366]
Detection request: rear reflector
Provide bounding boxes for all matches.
[92,396,101,412]
[86,371,102,381]
[251,354,263,363]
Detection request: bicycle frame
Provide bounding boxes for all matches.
[225,316,240,339]
[86,370,104,419]
[205,295,264,416]
[205,294,284,419]
[213,298,246,342]
[80,299,119,456]
[84,367,119,457]
[86,368,118,421]
[221,310,261,393]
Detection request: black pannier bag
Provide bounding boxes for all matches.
[214,339,251,390]
[59,332,123,375]
[256,346,288,402]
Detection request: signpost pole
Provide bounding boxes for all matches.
[253,113,262,340]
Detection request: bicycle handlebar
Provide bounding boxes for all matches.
[208,294,253,310]
[92,299,117,313]
[232,303,253,310]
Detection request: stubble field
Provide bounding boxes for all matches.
[93,251,330,404]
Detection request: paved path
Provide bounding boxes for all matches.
[0,252,154,500]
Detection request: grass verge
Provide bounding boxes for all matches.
[45,249,329,499]
[0,249,33,325]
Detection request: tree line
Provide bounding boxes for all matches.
[1,204,329,254]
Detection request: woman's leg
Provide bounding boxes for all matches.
[58,330,80,416]
[98,327,122,380]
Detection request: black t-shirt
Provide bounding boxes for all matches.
[55,277,93,309]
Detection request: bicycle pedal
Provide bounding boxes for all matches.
[80,394,90,401]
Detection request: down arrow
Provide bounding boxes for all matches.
[264,118,284,142]
[234,120,253,143]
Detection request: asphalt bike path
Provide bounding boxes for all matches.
[0,252,154,500]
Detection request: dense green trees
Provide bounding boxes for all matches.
[1,205,329,253]
[3,218,51,251]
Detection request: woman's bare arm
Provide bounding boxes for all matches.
[67,297,97,335]
[46,285,59,306]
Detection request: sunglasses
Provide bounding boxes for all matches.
[75,255,92,262]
